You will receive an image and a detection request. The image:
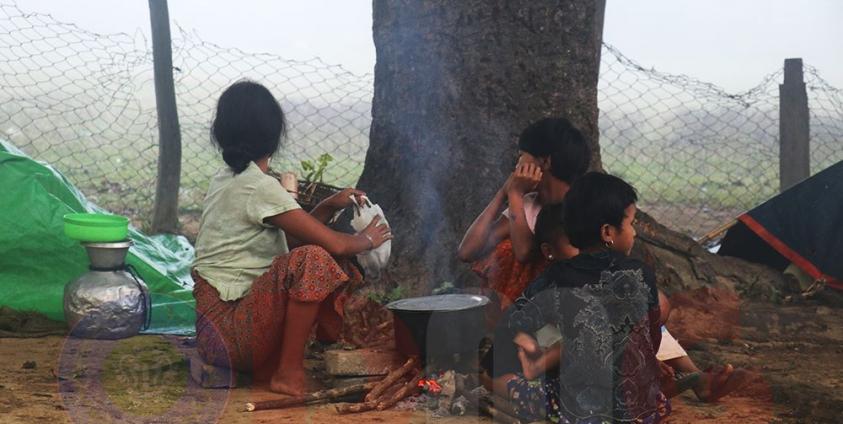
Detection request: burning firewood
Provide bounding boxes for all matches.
[243,382,376,412]
[334,377,408,415]
[376,369,424,411]
[364,356,418,402]
[333,360,423,414]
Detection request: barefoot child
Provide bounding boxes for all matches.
[483,200,741,410]
[192,81,391,395]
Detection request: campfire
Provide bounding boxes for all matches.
[243,355,524,423]
[239,293,526,421]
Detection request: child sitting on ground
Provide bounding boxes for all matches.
[458,117,591,309]
[483,204,745,417]
[489,172,666,422]
[192,81,391,396]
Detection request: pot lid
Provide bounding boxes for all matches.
[386,294,489,312]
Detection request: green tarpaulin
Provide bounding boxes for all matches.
[0,139,195,334]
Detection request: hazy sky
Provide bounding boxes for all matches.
[17,0,843,92]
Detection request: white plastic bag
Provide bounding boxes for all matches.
[349,195,391,278]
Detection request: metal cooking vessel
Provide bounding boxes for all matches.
[64,240,150,339]
[386,294,489,366]
[84,240,132,269]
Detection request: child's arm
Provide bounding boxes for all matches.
[267,210,389,257]
[507,163,542,263]
[517,342,562,381]
[457,184,512,262]
[310,188,366,224]
[507,191,534,263]
[513,331,562,380]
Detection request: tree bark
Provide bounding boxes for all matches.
[148,0,181,234]
[359,0,606,292]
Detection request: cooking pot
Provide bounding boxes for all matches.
[386,294,489,366]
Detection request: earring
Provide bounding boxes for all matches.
[604,239,614,248]
[547,254,554,261]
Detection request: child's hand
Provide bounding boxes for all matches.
[513,332,541,356]
[326,188,366,210]
[508,162,542,196]
[513,332,543,380]
[279,172,298,198]
[658,360,675,379]
[360,216,392,249]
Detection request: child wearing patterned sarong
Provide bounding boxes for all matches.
[192,81,392,396]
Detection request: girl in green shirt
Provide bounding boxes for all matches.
[193,81,391,396]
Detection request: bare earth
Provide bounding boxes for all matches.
[1,298,841,423]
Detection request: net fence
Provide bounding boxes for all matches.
[599,44,843,236]
[1,2,841,238]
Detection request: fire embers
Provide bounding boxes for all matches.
[417,377,442,395]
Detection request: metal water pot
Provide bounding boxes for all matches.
[63,240,151,339]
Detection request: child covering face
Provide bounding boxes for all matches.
[458,118,592,310]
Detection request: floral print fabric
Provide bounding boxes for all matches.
[192,245,362,373]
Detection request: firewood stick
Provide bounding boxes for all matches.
[368,308,386,330]
[373,320,392,333]
[376,369,424,411]
[334,375,408,415]
[346,333,366,348]
[244,382,376,412]
[364,356,418,402]
[360,309,370,331]
[365,320,392,340]
[334,400,378,414]
[376,377,406,402]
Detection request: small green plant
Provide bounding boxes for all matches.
[368,286,406,305]
[300,153,334,183]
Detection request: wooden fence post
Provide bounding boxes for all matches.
[779,58,810,192]
[148,0,181,233]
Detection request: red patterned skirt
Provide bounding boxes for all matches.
[192,245,363,375]
[472,239,549,310]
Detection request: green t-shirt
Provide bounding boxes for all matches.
[194,162,301,300]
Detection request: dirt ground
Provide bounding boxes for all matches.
[1,296,841,423]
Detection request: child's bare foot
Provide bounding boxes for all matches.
[695,364,732,401]
[270,370,307,396]
[695,364,752,402]
[270,369,325,396]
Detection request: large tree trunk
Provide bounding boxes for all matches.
[358,0,802,303]
[358,0,606,292]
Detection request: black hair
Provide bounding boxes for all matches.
[517,117,591,183]
[563,172,638,249]
[211,80,286,174]
[534,203,566,250]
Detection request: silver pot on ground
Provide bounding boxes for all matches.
[63,240,151,339]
